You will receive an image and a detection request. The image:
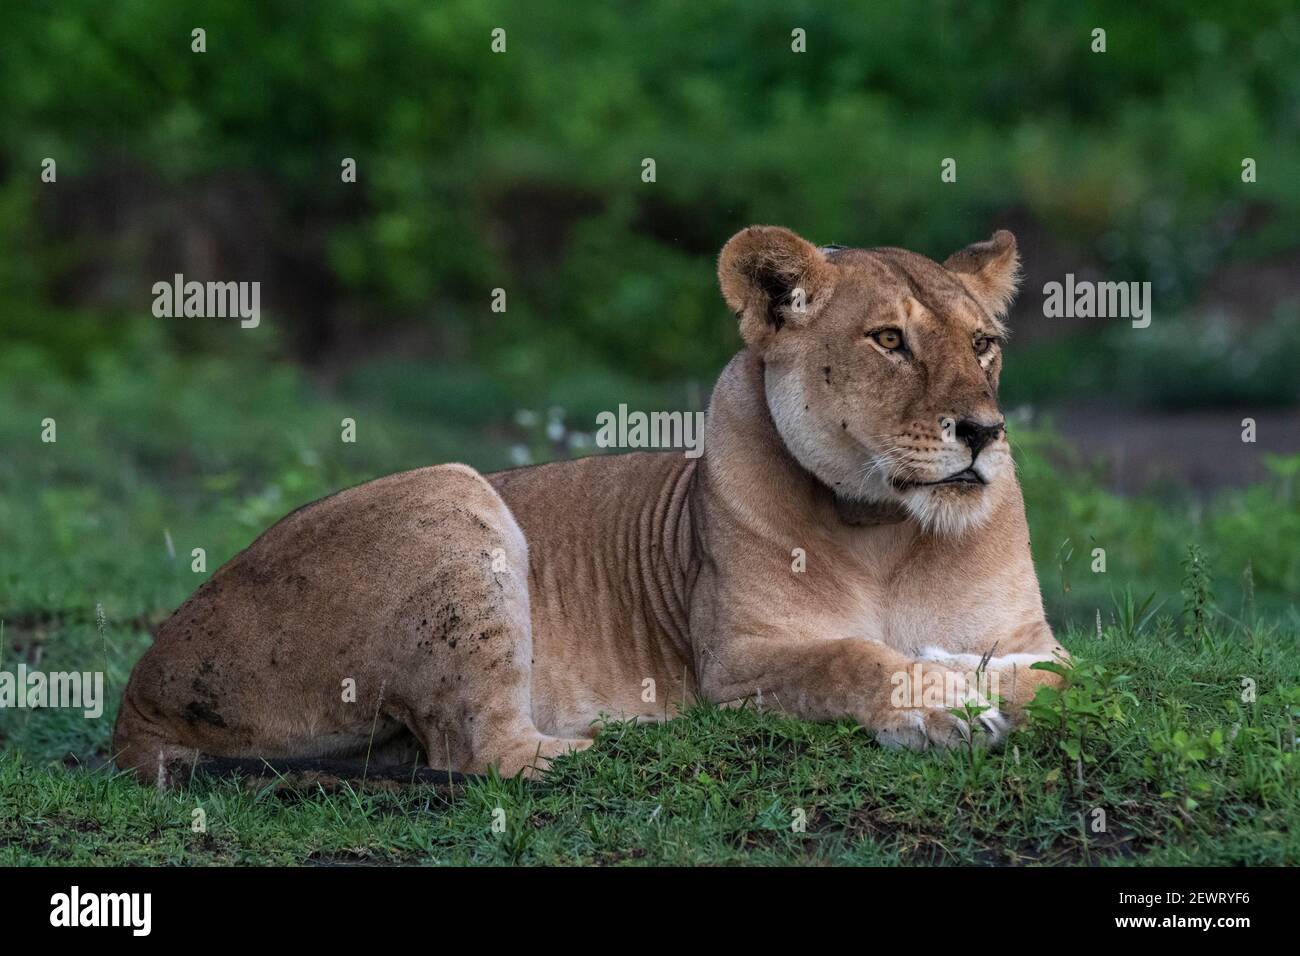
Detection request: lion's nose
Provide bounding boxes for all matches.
[955,418,1004,457]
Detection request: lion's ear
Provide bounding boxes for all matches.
[943,230,1020,324]
[718,226,836,349]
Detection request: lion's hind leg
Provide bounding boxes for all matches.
[380,465,592,779]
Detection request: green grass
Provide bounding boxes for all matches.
[1,343,1298,865]
[2,618,1298,866]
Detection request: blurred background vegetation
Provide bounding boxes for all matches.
[1,0,1297,635]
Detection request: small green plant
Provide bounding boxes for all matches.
[1056,538,1074,594]
[1241,562,1256,629]
[1181,545,1215,642]
[947,652,1001,774]
[1110,586,1164,640]
[1145,724,1228,813]
[1023,656,1136,796]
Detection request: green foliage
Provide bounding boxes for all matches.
[1211,455,1300,599]
[0,339,477,616]
[1001,309,1300,410]
[2,1,1298,388]
[947,674,999,775]
[1110,586,1164,641]
[1181,544,1215,641]
[1146,724,1227,812]
[1022,657,1137,791]
[1145,682,1300,813]
[1016,416,1300,621]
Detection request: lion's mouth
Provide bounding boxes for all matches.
[893,467,986,490]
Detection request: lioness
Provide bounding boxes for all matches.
[115,226,1066,783]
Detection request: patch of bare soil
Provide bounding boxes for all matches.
[1044,404,1300,494]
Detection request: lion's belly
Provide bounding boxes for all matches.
[487,452,699,737]
[528,603,695,736]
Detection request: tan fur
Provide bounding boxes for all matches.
[115,227,1065,784]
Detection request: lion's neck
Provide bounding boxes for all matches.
[831,495,910,527]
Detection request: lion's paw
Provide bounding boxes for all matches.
[874,704,1010,752]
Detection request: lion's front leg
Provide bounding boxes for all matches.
[695,633,1011,751]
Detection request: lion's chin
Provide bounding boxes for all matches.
[896,482,998,538]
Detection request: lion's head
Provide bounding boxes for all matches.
[718,225,1022,536]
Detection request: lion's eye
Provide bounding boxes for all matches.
[974,333,994,355]
[871,328,904,351]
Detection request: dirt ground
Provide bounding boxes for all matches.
[1044,404,1300,495]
